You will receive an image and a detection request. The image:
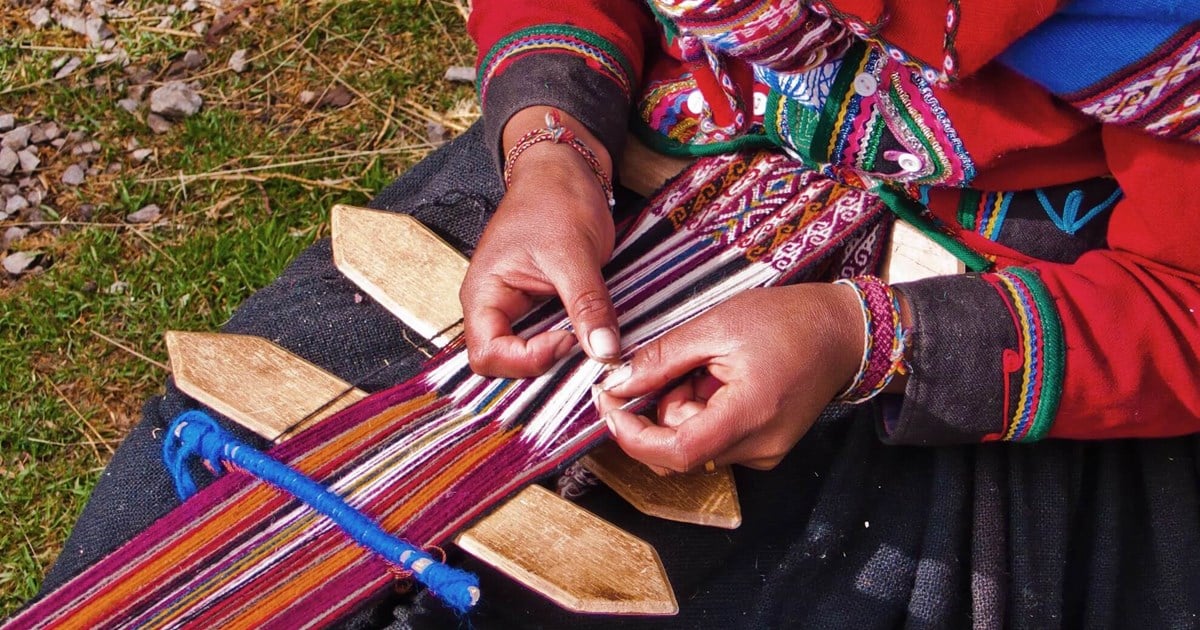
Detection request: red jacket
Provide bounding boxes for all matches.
[469,0,1200,444]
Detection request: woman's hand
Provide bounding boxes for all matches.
[460,108,620,378]
[596,283,865,473]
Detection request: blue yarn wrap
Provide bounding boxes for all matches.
[162,410,481,615]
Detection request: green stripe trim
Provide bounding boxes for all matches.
[1004,267,1065,441]
[477,24,636,95]
[958,189,981,232]
[811,41,867,161]
[873,185,992,273]
[631,118,777,157]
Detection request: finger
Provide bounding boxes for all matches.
[592,385,628,417]
[552,263,621,362]
[600,324,724,398]
[607,388,752,473]
[461,274,572,377]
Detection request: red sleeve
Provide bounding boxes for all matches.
[1036,126,1200,439]
[467,1,658,166]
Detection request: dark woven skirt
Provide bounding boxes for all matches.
[39,125,1200,629]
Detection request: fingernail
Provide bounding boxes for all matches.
[601,362,631,391]
[602,412,616,435]
[587,327,620,360]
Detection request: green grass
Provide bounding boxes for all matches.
[0,0,474,613]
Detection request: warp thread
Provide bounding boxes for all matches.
[163,409,481,615]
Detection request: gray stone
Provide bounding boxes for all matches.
[72,140,100,156]
[0,147,18,176]
[126,204,162,223]
[40,122,60,142]
[146,113,172,134]
[17,150,39,173]
[181,49,207,70]
[3,251,37,275]
[62,163,86,186]
[1,184,17,197]
[130,148,153,163]
[228,48,248,73]
[117,98,139,113]
[107,280,128,294]
[443,66,475,83]
[29,124,47,144]
[51,138,67,149]
[191,20,208,35]
[53,56,83,80]
[29,7,52,28]
[6,195,29,214]
[25,189,43,205]
[65,130,87,143]
[0,114,13,132]
[3,227,30,250]
[181,0,199,11]
[57,14,88,37]
[149,81,202,119]
[106,162,122,174]
[85,17,115,45]
[2,126,30,150]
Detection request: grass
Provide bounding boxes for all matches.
[0,0,475,613]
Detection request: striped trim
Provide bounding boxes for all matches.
[477,25,634,103]
[976,192,1012,241]
[988,268,1065,442]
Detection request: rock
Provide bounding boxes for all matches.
[63,0,84,13]
[146,113,172,134]
[117,98,139,113]
[17,149,39,173]
[443,66,475,83]
[125,204,161,223]
[181,49,207,69]
[71,140,100,155]
[1,184,16,197]
[6,195,29,215]
[300,85,353,109]
[125,66,153,85]
[0,114,13,132]
[0,148,18,176]
[29,6,52,28]
[57,14,88,37]
[85,17,115,45]
[65,130,87,143]
[181,0,199,11]
[125,137,140,150]
[25,189,42,205]
[130,148,153,163]
[95,50,129,66]
[426,121,448,146]
[78,204,94,220]
[53,56,83,80]
[62,163,86,186]
[3,251,37,276]
[40,122,60,142]
[2,126,30,150]
[149,81,202,119]
[107,280,128,294]
[29,125,47,144]
[191,20,209,35]
[227,48,248,73]
[51,138,67,149]
[3,227,30,250]
[106,162,122,174]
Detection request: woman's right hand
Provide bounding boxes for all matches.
[459,109,620,378]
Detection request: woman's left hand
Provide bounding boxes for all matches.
[596,282,864,473]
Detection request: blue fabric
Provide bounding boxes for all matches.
[1000,14,1190,94]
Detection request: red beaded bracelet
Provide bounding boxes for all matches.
[502,110,615,207]
[834,275,910,403]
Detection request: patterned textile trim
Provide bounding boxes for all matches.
[777,41,973,187]
[957,190,1013,241]
[632,115,775,158]
[477,25,634,104]
[1068,27,1200,142]
[810,0,961,85]
[985,268,1064,442]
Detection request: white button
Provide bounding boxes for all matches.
[753,92,767,116]
[896,152,923,173]
[686,90,706,115]
[853,73,877,97]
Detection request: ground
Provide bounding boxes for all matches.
[0,0,474,613]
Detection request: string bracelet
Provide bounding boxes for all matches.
[503,110,615,207]
[833,275,910,403]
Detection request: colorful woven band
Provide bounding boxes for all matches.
[502,110,615,207]
[834,275,910,403]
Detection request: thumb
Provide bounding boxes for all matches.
[554,264,621,362]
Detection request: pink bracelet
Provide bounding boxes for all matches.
[502,110,615,207]
[834,275,910,403]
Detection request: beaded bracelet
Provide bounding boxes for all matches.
[833,275,911,403]
[502,110,615,207]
